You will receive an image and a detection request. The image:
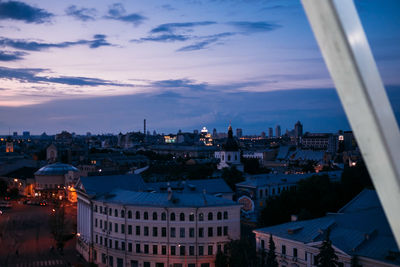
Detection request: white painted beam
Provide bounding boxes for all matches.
[301,0,400,246]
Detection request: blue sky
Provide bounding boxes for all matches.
[0,0,399,135]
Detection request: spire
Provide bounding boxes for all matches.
[228,122,233,139]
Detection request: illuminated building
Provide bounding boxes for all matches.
[76,176,241,267]
[5,141,13,153]
[199,127,213,146]
[164,135,177,144]
[215,125,242,171]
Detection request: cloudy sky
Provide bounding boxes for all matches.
[0,0,399,135]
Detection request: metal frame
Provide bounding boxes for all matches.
[301,0,400,246]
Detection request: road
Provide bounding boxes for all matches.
[0,200,86,267]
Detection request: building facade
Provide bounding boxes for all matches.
[76,188,241,267]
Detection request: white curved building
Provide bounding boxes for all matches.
[76,176,241,267]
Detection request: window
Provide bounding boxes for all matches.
[217,212,222,220]
[144,226,149,236]
[189,228,194,238]
[136,226,140,235]
[121,210,125,218]
[161,212,166,221]
[189,213,194,221]
[153,245,158,254]
[224,211,228,220]
[153,212,158,220]
[100,236,103,245]
[208,245,213,255]
[95,205,98,212]
[109,222,112,231]
[170,212,176,221]
[115,223,118,233]
[121,224,125,234]
[153,227,158,237]
[104,221,107,230]
[109,239,112,248]
[131,260,138,267]
[180,213,185,221]
[171,227,176,237]
[224,226,228,236]
[171,246,176,255]
[121,242,125,251]
[136,244,140,253]
[102,253,107,264]
[117,258,123,267]
[96,235,98,244]
[100,206,103,214]
[228,155,231,161]
[128,210,132,219]
[128,243,132,252]
[136,211,140,219]
[199,228,204,237]
[199,246,204,256]
[293,248,298,258]
[282,245,286,255]
[144,244,149,254]
[217,244,221,253]
[208,212,213,220]
[180,227,185,238]
[100,220,103,228]
[217,227,222,236]
[109,208,112,216]
[95,218,98,227]
[115,240,119,250]
[305,252,308,261]
[199,213,204,221]
[208,227,213,237]
[180,245,185,256]
[128,225,132,235]
[189,246,194,256]
[115,209,118,217]
[144,212,149,220]
[144,262,150,267]
[162,246,167,255]
[162,227,167,237]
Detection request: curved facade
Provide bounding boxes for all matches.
[77,190,241,267]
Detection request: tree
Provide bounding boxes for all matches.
[221,166,244,191]
[225,237,257,267]
[266,235,278,267]
[0,179,8,196]
[215,250,228,267]
[49,201,67,253]
[315,230,339,267]
[351,254,362,267]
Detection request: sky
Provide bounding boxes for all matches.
[0,0,399,135]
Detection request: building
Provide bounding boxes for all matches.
[236,128,243,138]
[34,162,80,201]
[301,133,331,150]
[254,189,400,267]
[268,128,273,138]
[22,131,30,140]
[5,140,13,153]
[215,125,242,170]
[294,121,303,138]
[46,143,58,162]
[76,176,241,267]
[275,125,281,138]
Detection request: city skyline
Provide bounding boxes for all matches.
[0,0,399,134]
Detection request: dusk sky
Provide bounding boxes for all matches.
[0,0,399,135]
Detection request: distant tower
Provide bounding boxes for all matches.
[144,119,146,135]
[212,128,217,138]
[261,131,266,138]
[275,125,281,138]
[294,121,303,138]
[236,128,243,138]
[268,127,273,138]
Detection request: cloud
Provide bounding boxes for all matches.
[177,32,235,52]
[0,34,112,51]
[133,34,190,43]
[105,3,146,26]
[150,21,216,34]
[0,1,53,24]
[0,66,130,87]
[160,4,176,11]
[228,21,281,33]
[65,5,97,21]
[0,50,27,61]
[150,79,207,91]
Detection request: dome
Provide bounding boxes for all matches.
[223,124,239,151]
[35,162,78,176]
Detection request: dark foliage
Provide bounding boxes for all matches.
[0,179,7,196]
[315,230,339,267]
[266,235,278,267]
[221,166,245,190]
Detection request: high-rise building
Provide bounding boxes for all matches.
[294,121,303,138]
[261,131,266,138]
[275,125,281,137]
[212,128,217,138]
[236,128,243,138]
[22,131,30,139]
[12,132,18,138]
[144,119,146,135]
[268,127,273,138]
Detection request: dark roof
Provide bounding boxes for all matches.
[80,174,146,195]
[34,163,78,175]
[3,166,37,180]
[147,178,233,195]
[223,125,239,151]
[96,189,239,208]
[254,190,400,265]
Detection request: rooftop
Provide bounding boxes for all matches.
[147,178,233,195]
[34,162,78,176]
[79,174,146,195]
